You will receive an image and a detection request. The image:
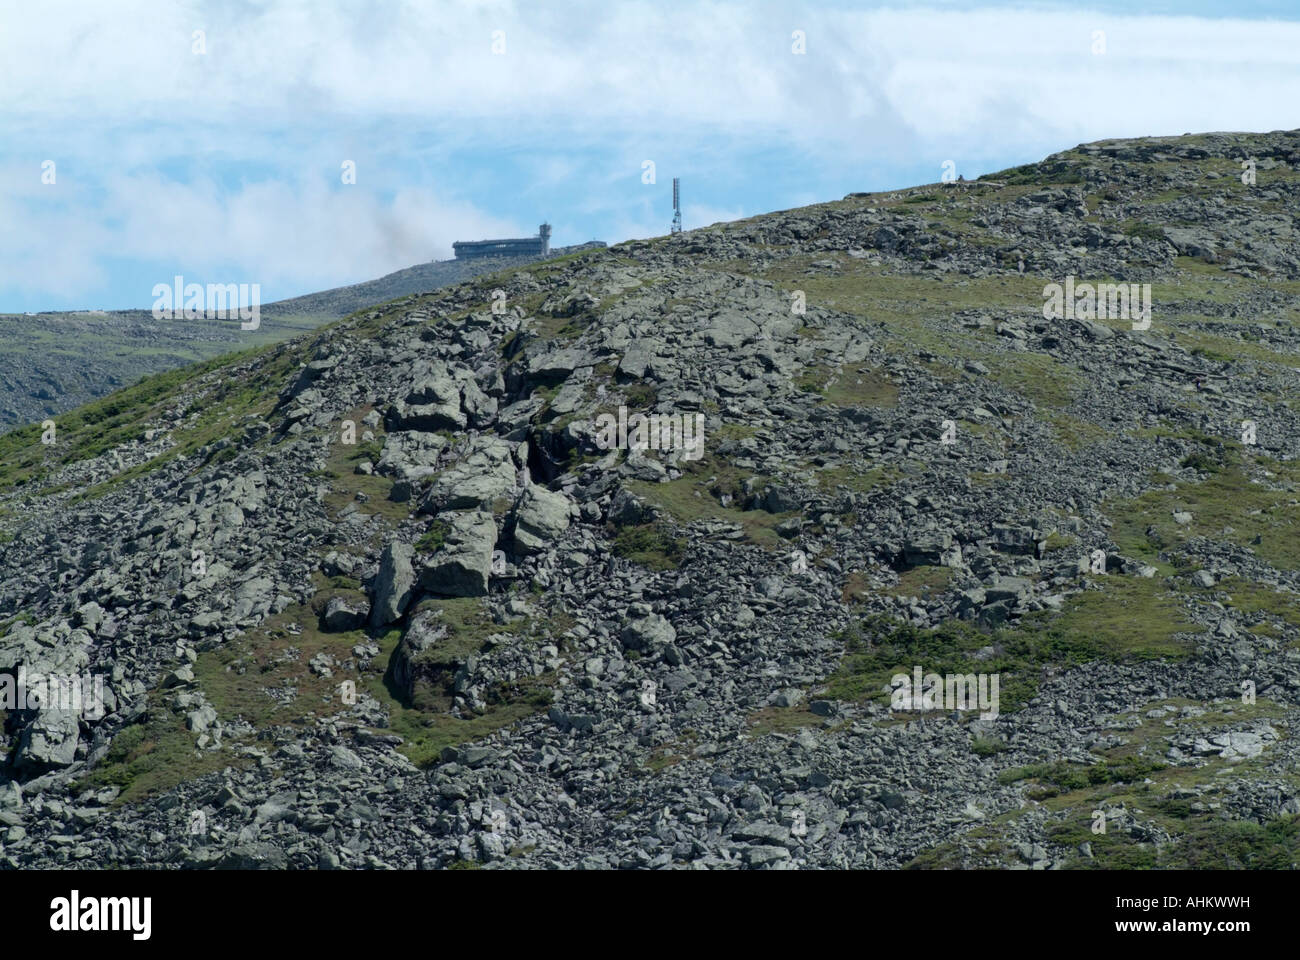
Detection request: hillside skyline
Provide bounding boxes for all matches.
[4,0,1299,312]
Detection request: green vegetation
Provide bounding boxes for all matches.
[998,756,1168,795]
[910,805,1300,870]
[1041,531,1077,553]
[625,471,795,548]
[1054,811,1299,870]
[885,565,955,599]
[1047,412,1108,450]
[0,343,273,493]
[815,463,898,494]
[1107,443,1300,574]
[1122,221,1168,242]
[190,590,561,772]
[0,310,324,434]
[74,343,308,503]
[622,382,657,409]
[612,523,686,570]
[640,729,701,773]
[0,611,36,633]
[416,520,449,554]
[984,352,1078,409]
[73,555,569,799]
[747,705,825,738]
[377,670,554,769]
[71,688,241,804]
[796,362,899,408]
[825,577,1201,712]
[910,678,1293,869]
[613,424,806,549]
[1206,576,1300,631]
[314,413,415,531]
[984,160,1086,185]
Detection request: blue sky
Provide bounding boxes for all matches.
[2,0,1298,312]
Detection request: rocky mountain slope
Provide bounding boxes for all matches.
[0,242,603,430]
[260,240,607,322]
[0,310,317,429]
[1,130,1299,870]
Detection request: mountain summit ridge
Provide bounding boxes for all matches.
[1,128,1298,870]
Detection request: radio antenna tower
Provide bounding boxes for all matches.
[671,177,682,234]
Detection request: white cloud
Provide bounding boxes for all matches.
[0,165,522,303]
[8,2,1298,144]
[2,2,1298,305]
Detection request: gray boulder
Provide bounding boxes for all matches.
[14,709,80,770]
[370,542,415,627]
[419,511,497,597]
[422,436,517,512]
[322,595,367,632]
[903,530,951,566]
[512,485,572,554]
[620,613,677,652]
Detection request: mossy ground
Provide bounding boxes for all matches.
[908,695,1294,869]
[746,705,828,738]
[621,432,797,550]
[0,342,296,496]
[84,586,565,797]
[1106,441,1300,575]
[70,689,246,805]
[824,576,1201,713]
[611,523,686,570]
[883,565,955,600]
[795,361,899,408]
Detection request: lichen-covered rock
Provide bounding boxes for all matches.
[369,542,415,627]
[418,511,497,597]
[511,485,571,554]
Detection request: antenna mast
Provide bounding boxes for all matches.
[671,177,682,234]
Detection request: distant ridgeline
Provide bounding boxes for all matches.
[0,233,607,430]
